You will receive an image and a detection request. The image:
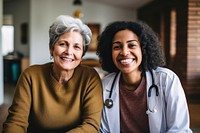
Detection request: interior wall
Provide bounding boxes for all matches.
[3,0,30,57]
[186,0,200,96]
[1,0,137,103]
[30,0,136,65]
[137,0,200,96]
[4,0,137,65]
[0,0,4,105]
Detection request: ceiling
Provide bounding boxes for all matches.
[85,0,153,9]
[3,0,153,9]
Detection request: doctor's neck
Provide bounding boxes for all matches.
[120,71,142,91]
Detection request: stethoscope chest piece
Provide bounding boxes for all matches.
[104,98,113,108]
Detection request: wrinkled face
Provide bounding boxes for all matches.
[50,31,83,72]
[112,29,142,74]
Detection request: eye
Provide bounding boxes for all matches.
[74,44,82,50]
[128,43,137,48]
[112,43,122,50]
[113,45,121,50]
[58,41,66,46]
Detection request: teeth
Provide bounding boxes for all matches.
[62,57,73,61]
[120,59,132,64]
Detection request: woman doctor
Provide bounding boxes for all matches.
[96,21,192,133]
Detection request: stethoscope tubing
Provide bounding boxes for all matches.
[109,72,119,99]
[104,69,159,109]
[148,69,159,97]
[104,72,119,108]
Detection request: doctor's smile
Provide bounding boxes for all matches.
[119,58,134,65]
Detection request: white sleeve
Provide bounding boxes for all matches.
[165,73,192,133]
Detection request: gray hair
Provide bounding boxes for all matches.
[49,15,92,56]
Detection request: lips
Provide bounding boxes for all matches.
[119,58,134,65]
[60,57,74,62]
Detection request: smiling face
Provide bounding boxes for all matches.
[50,31,83,72]
[112,29,142,74]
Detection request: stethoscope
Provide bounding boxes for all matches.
[104,69,159,113]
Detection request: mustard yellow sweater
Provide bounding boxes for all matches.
[3,63,103,133]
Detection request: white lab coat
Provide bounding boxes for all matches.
[99,67,192,133]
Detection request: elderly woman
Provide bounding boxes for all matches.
[3,15,103,133]
[97,21,192,133]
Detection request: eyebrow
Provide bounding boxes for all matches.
[112,40,139,45]
[127,40,139,43]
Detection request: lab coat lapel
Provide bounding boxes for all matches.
[105,73,121,133]
[146,70,163,133]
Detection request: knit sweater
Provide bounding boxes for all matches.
[3,63,103,133]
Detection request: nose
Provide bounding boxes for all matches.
[120,47,130,56]
[64,45,73,55]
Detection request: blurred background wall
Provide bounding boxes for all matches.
[1,0,200,103]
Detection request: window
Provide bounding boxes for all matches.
[170,9,177,58]
[1,25,14,56]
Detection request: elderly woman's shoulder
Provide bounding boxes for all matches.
[23,62,51,73]
[78,64,97,73]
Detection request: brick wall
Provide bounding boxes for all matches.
[187,0,200,97]
[138,0,200,98]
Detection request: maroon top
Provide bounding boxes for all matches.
[120,77,150,133]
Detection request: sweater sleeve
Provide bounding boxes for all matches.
[67,68,103,133]
[2,70,32,133]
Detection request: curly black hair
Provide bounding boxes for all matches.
[96,21,166,73]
